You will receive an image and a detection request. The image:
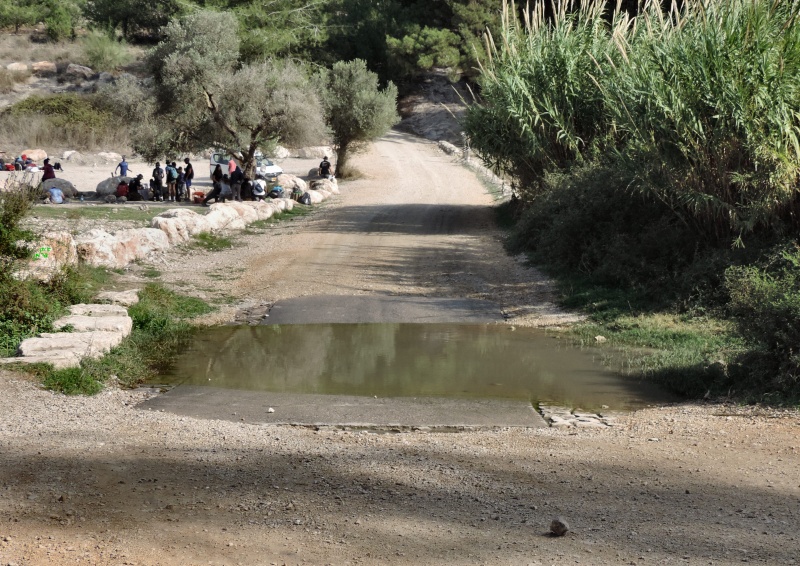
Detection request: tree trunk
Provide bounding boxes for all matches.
[335,144,351,178]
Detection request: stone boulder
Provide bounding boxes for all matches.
[224,201,259,224]
[42,178,77,198]
[18,231,78,281]
[61,150,82,162]
[96,289,140,306]
[22,149,47,162]
[76,228,170,269]
[54,314,133,334]
[97,152,123,163]
[281,198,295,212]
[276,173,307,193]
[18,330,125,360]
[6,62,28,72]
[306,190,325,204]
[295,146,333,159]
[151,209,211,244]
[69,304,128,317]
[96,175,132,196]
[205,205,246,231]
[271,145,291,159]
[65,63,94,80]
[310,178,338,194]
[31,61,56,76]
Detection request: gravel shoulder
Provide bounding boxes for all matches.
[1,132,798,565]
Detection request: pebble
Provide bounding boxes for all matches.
[550,516,569,536]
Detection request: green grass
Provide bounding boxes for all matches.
[192,232,234,251]
[39,283,214,394]
[248,204,314,229]
[141,266,162,278]
[31,204,161,224]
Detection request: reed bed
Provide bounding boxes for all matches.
[468,0,800,239]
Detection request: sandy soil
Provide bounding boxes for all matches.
[1,132,799,565]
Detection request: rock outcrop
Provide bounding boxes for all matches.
[22,149,47,162]
[76,228,170,269]
[42,178,77,197]
[1,302,135,369]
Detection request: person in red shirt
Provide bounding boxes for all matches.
[115,179,129,199]
[41,158,56,181]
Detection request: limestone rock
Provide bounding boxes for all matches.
[205,205,246,231]
[96,175,132,196]
[6,62,28,72]
[295,146,333,159]
[22,149,47,162]
[61,150,81,161]
[69,304,128,317]
[76,228,169,269]
[550,516,569,536]
[306,190,325,204]
[96,289,140,306]
[281,198,294,212]
[65,63,94,80]
[18,330,124,359]
[18,231,78,281]
[438,140,462,156]
[224,201,259,224]
[42,178,77,197]
[0,352,82,369]
[31,61,56,76]
[271,145,291,159]
[310,178,338,194]
[54,314,132,334]
[97,152,123,163]
[276,174,307,193]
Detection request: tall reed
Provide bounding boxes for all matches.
[467,0,800,240]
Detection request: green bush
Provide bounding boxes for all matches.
[44,3,75,42]
[8,94,112,130]
[82,30,133,72]
[725,247,800,398]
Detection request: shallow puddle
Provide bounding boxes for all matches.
[154,323,672,410]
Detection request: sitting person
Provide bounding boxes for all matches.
[127,174,145,201]
[115,179,130,199]
[252,177,267,201]
[47,186,66,204]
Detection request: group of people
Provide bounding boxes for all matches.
[113,157,196,202]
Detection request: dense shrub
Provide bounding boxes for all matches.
[725,247,800,398]
[82,30,133,72]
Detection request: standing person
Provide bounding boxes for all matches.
[165,161,178,201]
[41,158,56,181]
[183,157,194,201]
[230,164,244,202]
[318,155,333,179]
[176,167,186,202]
[227,156,237,179]
[152,162,165,201]
[212,164,223,183]
[115,156,130,177]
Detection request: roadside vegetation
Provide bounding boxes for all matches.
[469,0,800,403]
[1,182,213,394]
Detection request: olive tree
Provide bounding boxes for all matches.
[120,10,326,177]
[321,59,399,177]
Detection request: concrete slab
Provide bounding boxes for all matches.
[138,386,547,429]
[263,295,503,325]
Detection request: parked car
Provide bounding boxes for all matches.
[209,151,282,182]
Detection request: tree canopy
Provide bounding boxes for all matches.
[118,10,326,176]
[322,59,399,176]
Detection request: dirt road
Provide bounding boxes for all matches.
[0,133,799,565]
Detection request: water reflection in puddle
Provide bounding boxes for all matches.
[157,323,672,410]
